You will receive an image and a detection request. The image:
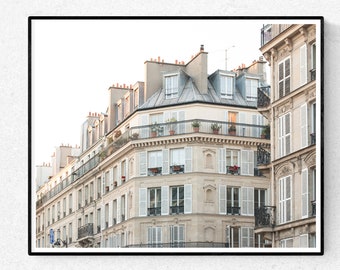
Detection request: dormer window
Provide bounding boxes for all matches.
[245,78,258,101]
[220,75,234,99]
[165,74,179,99]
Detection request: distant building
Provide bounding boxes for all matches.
[36,45,272,249]
[255,24,317,248]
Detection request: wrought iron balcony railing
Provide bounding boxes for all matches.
[257,86,271,108]
[148,207,161,216]
[255,206,276,228]
[257,145,271,166]
[310,133,316,145]
[126,242,230,248]
[78,223,94,239]
[170,205,184,215]
[37,119,270,208]
[311,200,316,217]
[227,206,241,215]
[310,69,316,81]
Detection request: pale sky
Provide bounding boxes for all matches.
[32,18,268,166]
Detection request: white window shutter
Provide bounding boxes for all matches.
[300,44,307,85]
[139,152,147,176]
[301,104,308,148]
[248,187,254,216]
[300,234,308,248]
[162,149,169,175]
[117,196,121,223]
[147,227,152,245]
[161,186,169,215]
[219,185,226,214]
[139,188,147,216]
[184,184,192,214]
[125,158,129,181]
[285,114,291,155]
[108,201,113,227]
[301,169,309,218]
[101,205,105,231]
[241,187,254,216]
[218,148,226,174]
[185,147,192,173]
[157,227,162,244]
[241,150,248,175]
[140,114,149,138]
[249,150,254,176]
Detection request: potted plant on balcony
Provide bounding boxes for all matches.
[192,120,201,132]
[261,124,270,139]
[228,124,236,135]
[167,117,177,135]
[211,122,221,134]
[151,122,160,137]
[131,132,139,140]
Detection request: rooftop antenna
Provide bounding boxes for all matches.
[225,45,235,71]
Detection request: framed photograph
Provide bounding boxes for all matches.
[29,16,323,255]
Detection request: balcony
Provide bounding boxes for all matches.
[257,145,271,166]
[255,206,276,228]
[148,167,162,176]
[170,205,184,215]
[148,207,161,216]
[227,206,240,215]
[78,223,94,239]
[170,165,185,174]
[310,69,316,81]
[77,223,94,248]
[311,200,316,217]
[257,86,271,109]
[310,133,316,145]
[37,119,269,206]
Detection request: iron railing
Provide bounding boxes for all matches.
[37,119,270,208]
[257,145,271,166]
[126,242,231,248]
[170,205,184,215]
[310,133,316,145]
[78,223,94,239]
[257,86,271,108]
[148,207,161,216]
[227,206,241,215]
[310,69,316,81]
[311,200,316,216]
[255,206,276,228]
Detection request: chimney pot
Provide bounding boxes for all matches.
[175,60,178,64]
[200,44,204,52]
[158,56,160,62]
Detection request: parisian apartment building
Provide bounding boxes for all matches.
[255,24,317,248]
[35,23,317,249]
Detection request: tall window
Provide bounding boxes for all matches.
[226,150,240,168]
[68,194,72,214]
[254,189,266,210]
[226,226,240,248]
[148,151,162,175]
[170,225,185,247]
[241,227,254,247]
[165,74,179,99]
[278,57,291,98]
[147,227,162,247]
[310,42,316,80]
[278,113,291,157]
[311,102,316,144]
[170,186,184,214]
[220,75,234,99]
[227,187,240,215]
[245,78,258,101]
[279,176,292,224]
[170,148,185,166]
[148,188,161,216]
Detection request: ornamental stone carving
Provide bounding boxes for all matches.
[275,162,294,177]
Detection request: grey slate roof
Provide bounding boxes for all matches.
[139,73,265,110]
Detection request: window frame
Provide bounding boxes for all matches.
[279,175,292,224]
[164,73,179,99]
[220,74,234,99]
[278,113,291,158]
[245,77,259,101]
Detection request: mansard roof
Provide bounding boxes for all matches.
[139,71,264,110]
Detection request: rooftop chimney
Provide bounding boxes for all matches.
[200,44,204,52]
